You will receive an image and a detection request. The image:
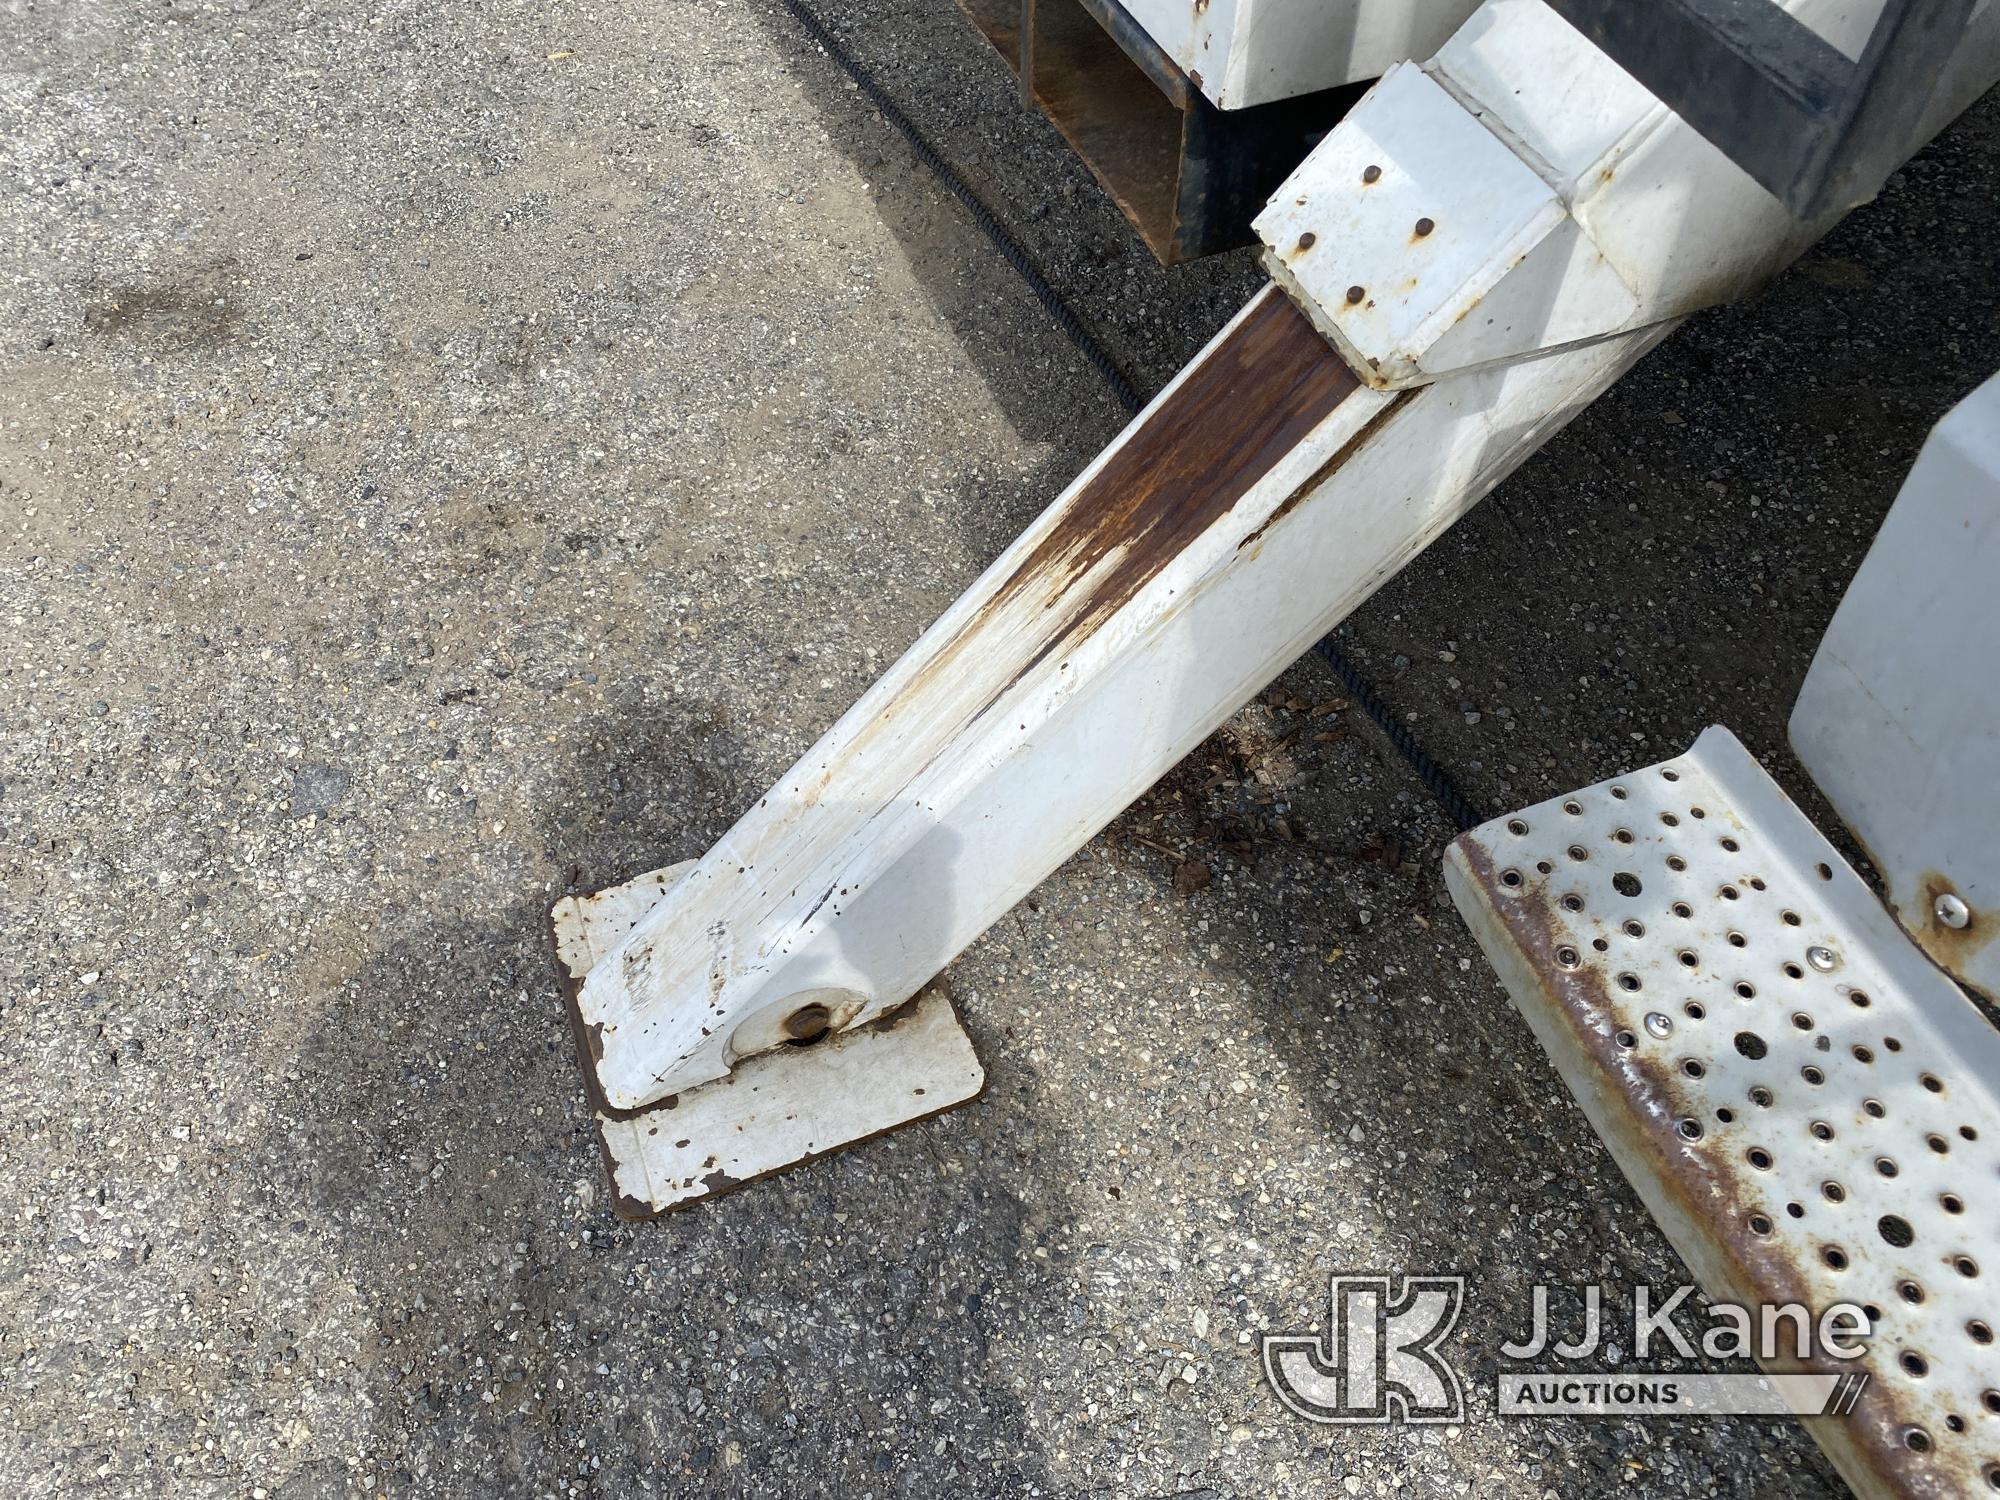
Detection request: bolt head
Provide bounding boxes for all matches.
[1807,945,1838,972]
[1644,1011,1674,1039]
[1935,892,1972,930]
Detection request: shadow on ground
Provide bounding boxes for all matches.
[256,696,1078,1497]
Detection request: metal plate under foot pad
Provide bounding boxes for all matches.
[1443,726,2000,1500]
[551,864,986,1219]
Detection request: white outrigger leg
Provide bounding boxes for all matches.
[553,0,2000,1217]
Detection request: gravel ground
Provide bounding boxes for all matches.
[3,1,1997,1496]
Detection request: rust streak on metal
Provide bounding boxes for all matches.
[871,288,1361,730]
[985,289,1356,640]
[1912,871,1993,998]
[1453,840,1822,1304]
[940,291,1359,718]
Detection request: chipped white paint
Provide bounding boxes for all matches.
[1257,0,2000,387]
[1792,372,2000,1003]
[553,858,699,982]
[595,985,984,1217]
[553,860,984,1216]
[1446,727,2000,1499]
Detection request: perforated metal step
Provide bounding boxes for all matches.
[1445,727,2000,1500]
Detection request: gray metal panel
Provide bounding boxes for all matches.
[1791,372,2000,1004]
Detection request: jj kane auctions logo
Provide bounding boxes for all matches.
[1264,1275,1873,1423]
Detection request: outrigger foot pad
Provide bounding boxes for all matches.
[552,862,985,1219]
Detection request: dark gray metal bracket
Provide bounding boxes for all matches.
[1542,0,1978,217]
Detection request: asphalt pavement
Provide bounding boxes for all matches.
[3,1,1998,1495]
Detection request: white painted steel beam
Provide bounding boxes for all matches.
[1257,0,2000,388]
[558,301,1680,1208]
[1120,0,1483,107]
[550,0,2000,1212]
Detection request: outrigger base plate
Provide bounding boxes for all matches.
[552,862,986,1219]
